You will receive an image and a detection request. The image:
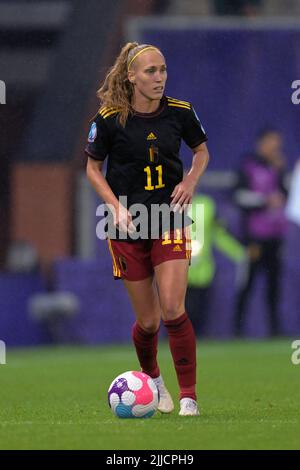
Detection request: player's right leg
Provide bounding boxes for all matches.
[124,276,174,413]
[107,238,174,412]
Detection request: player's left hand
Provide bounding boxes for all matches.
[170,175,197,213]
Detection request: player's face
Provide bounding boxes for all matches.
[129,50,167,101]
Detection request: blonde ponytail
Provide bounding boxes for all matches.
[97,42,137,127]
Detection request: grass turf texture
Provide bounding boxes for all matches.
[0,340,299,450]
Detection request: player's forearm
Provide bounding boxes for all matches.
[187,146,210,186]
[86,164,119,209]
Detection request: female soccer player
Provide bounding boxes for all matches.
[85,42,209,416]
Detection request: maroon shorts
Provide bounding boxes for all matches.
[107,228,192,281]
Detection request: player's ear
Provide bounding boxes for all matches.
[127,70,136,85]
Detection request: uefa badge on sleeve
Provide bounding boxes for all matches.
[88,122,97,142]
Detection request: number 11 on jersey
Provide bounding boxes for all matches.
[144,165,165,191]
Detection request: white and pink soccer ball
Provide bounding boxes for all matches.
[108,371,159,418]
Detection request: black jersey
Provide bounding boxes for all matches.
[85,95,207,240]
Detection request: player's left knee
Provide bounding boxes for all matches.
[161,299,185,321]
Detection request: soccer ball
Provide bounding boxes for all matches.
[108,371,159,419]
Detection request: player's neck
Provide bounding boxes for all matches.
[131,95,161,114]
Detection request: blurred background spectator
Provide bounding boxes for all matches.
[186,192,246,336]
[233,129,288,337]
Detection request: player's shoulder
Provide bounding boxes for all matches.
[166,96,193,113]
[94,105,122,123]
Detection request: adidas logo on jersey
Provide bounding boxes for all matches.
[147,132,157,140]
[173,244,182,252]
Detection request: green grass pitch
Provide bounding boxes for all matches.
[0,340,299,450]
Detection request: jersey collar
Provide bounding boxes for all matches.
[132,95,167,118]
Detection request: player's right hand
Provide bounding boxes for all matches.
[114,204,136,235]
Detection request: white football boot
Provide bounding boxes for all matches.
[179,398,200,416]
[153,376,174,413]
